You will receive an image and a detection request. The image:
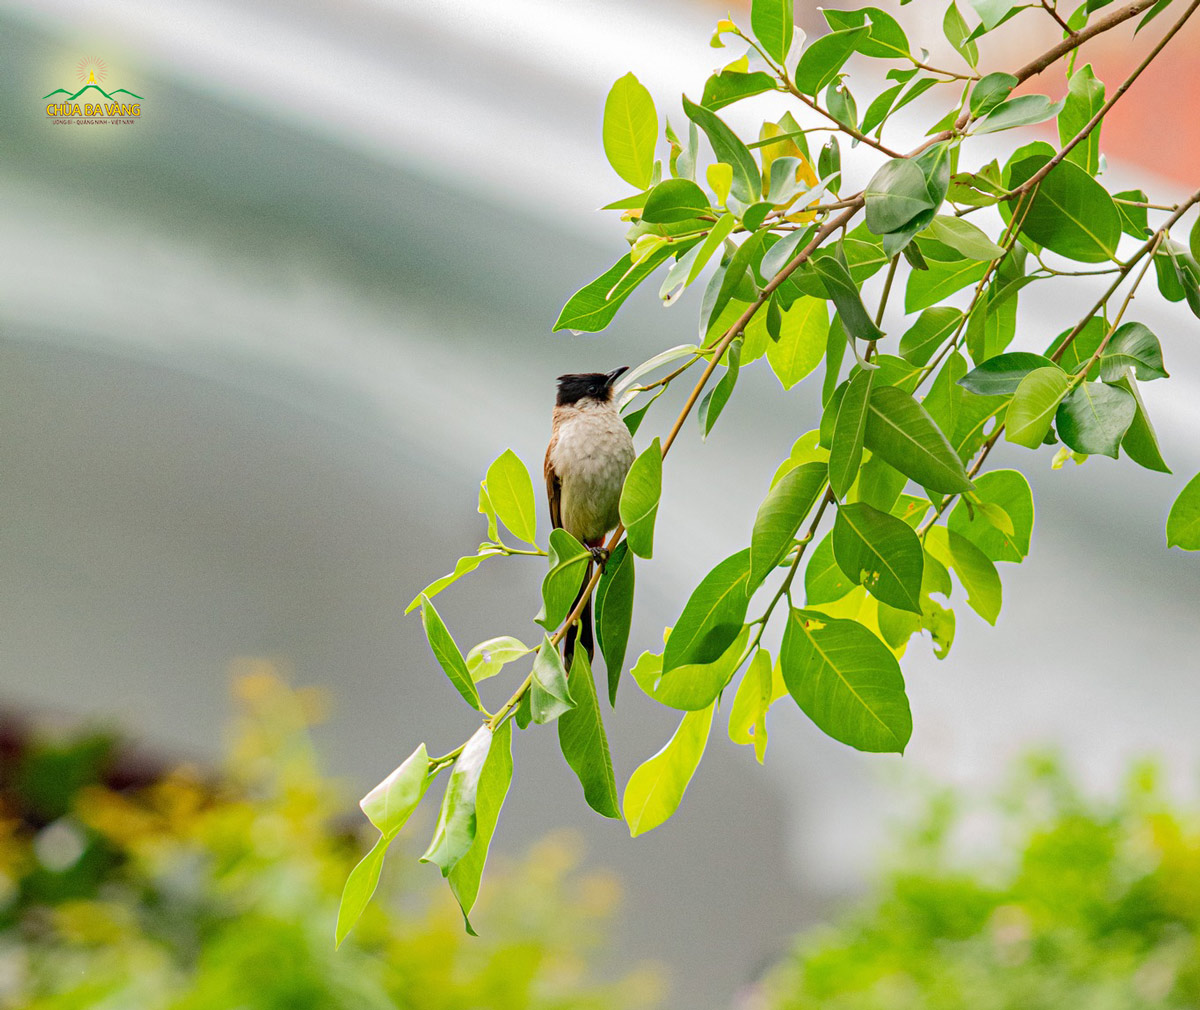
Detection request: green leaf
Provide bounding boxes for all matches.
[558,650,620,818]
[700,338,741,438]
[829,369,874,499]
[634,625,750,711]
[555,244,676,332]
[975,94,1064,134]
[832,502,924,613]
[1111,373,1170,474]
[701,69,777,111]
[536,528,590,630]
[825,81,858,130]
[865,158,936,235]
[1058,64,1104,176]
[595,541,635,705]
[728,648,775,763]
[750,462,829,589]
[752,0,794,62]
[766,295,829,389]
[485,449,537,544]
[959,352,1058,395]
[812,254,884,344]
[780,609,912,753]
[420,596,484,712]
[1167,472,1200,550]
[1006,157,1119,263]
[805,532,855,605]
[927,215,1005,260]
[465,637,531,683]
[864,385,975,494]
[603,73,657,190]
[359,743,432,838]
[899,307,962,366]
[794,26,869,96]
[663,548,753,672]
[624,704,715,837]
[969,72,1017,117]
[642,178,711,224]
[942,1,978,67]
[405,553,490,614]
[336,834,390,947]
[924,527,1001,625]
[530,633,575,724]
[948,469,1033,562]
[823,7,910,59]
[1005,367,1070,449]
[1099,322,1168,383]
[1050,315,1106,374]
[446,721,512,934]
[1192,216,1200,265]
[421,724,493,873]
[1114,189,1150,238]
[855,453,907,513]
[619,437,662,559]
[861,83,903,135]
[1055,381,1136,459]
[905,253,987,312]
[683,96,760,205]
[969,0,1018,30]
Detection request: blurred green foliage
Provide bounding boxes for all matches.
[761,754,1200,1009]
[0,664,662,1009]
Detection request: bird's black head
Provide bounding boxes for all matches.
[555,366,628,406]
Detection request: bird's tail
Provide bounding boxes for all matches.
[563,560,595,668]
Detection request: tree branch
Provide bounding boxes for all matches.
[1009,0,1200,198]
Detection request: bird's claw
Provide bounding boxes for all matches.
[589,546,610,567]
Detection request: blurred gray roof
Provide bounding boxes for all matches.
[3,1,1200,1005]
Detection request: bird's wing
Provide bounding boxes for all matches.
[544,437,562,530]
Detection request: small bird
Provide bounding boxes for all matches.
[545,367,635,665]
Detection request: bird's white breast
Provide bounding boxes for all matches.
[550,400,635,545]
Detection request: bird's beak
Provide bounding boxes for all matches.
[605,366,630,387]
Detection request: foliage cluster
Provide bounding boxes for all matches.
[341,0,1200,939]
[0,669,660,1009]
[761,755,1200,1009]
